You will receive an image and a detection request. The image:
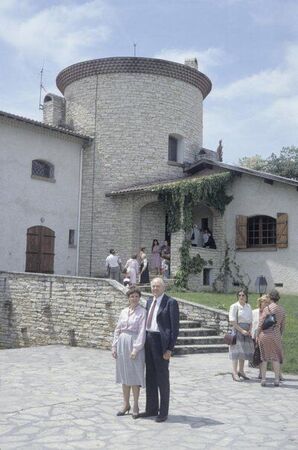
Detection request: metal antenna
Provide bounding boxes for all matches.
[133,42,137,57]
[38,66,47,110]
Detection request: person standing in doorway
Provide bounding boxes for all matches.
[105,249,122,282]
[138,277,179,422]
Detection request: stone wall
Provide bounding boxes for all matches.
[0,272,229,350]
[0,271,128,350]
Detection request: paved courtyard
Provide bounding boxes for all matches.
[0,345,298,450]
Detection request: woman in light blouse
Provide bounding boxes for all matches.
[229,290,254,381]
[112,287,146,418]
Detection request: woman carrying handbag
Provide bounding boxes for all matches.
[228,290,254,381]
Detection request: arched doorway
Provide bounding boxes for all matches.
[25,226,55,274]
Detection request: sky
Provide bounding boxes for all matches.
[0,0,297,164]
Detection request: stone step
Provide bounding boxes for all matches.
[177,336,224,345]
[179,320,201,329]
[179,327,217,337]
[174,344,229,355]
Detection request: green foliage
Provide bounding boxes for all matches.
[239,146,298,180]
[213,243,251,293]
[174,239,208,289]
[156,172,234,232]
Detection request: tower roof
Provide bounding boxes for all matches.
[56,57,212,98]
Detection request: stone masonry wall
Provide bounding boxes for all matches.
[63,72,203,276]
[0,272,228,350]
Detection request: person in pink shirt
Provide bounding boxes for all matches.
[112,287,146,418]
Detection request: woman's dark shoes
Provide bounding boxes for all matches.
[238,371,250,380]
[132,409,139,419]
[116,405,131,416]
[274,381,280,387]
[232,373,242,382]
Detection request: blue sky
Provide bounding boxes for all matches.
[0,0,297,163]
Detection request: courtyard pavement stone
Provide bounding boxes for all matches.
[0,345,298,450]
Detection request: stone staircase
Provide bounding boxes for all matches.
[174,312,228,355]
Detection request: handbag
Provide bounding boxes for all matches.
[251,344,262,367]
[262,306,277,330]
[223,330,237,345]
[224,306,238,346]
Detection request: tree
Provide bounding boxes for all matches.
[239,146,298,180]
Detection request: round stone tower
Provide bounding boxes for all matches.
[56,57,212,276]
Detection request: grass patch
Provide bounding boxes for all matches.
[170,290,298,374]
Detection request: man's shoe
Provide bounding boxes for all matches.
[138,411,157,418]
[155,415,168,423]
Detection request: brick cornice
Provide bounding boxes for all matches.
[56,57,212,98]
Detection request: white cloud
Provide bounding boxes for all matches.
[203,43,298,162]
[0,0,112,66]
[154,47,227,72]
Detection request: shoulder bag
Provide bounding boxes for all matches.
[262,305,277,330]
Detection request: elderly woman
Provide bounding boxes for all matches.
[125,254,139,286]
[229,290,255,381]
[112,287,146,418]
[251,295,270,377]
[257,289,286,387]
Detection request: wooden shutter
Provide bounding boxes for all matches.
[276,213,288,248]
[235,215,247,249]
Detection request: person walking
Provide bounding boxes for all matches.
[138,277,179,422]
[105,249,122,282]
[257,289,286,387]
[112,287,146,418]
[228,290,254,381]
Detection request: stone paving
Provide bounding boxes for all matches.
[0,346,298,450]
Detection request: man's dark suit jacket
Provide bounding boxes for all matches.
[146,294,179,354]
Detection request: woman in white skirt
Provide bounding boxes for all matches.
[229,290,254,382]
[112,287,146,418]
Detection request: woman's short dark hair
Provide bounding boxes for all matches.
[126,287,141,298]
[269,289,280,303]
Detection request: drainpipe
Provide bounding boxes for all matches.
[75,144,84,275]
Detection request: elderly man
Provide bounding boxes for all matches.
[105,249,122,282]
[139,277,179,422]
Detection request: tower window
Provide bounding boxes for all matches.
[168,136,178,162]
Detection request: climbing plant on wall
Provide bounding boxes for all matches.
[153,172,234,232]
[151,172,235,289]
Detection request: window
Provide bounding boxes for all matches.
[236,213,288,250]
[203,268,211,286]
[248,216,276,247]
[68,229,76,247]
[32,160,54,179]
[168,136,178,162]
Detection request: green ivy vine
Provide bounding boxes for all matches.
[151,172,234,289]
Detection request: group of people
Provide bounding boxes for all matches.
[228,289,285,386]
[105,240,171,286]
[190,226,216,249]
[112,277,179,422]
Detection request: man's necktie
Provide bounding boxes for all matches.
[147,299,157,329]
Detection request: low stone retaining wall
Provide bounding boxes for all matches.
[0,272,229,350]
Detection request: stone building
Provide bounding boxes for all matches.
[1,56,298,292]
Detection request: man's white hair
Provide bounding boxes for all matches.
[151,277,165,287]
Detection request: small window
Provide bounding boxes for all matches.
[248,215,276,247]
[68,229,76,247]
[203,268,211,286]
[32,160,54,179]
[168,136,178,162]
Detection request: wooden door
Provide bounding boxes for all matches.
[26,226,55,273]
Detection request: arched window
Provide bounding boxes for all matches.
[248,215,276,247]
[31,159,54,180]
